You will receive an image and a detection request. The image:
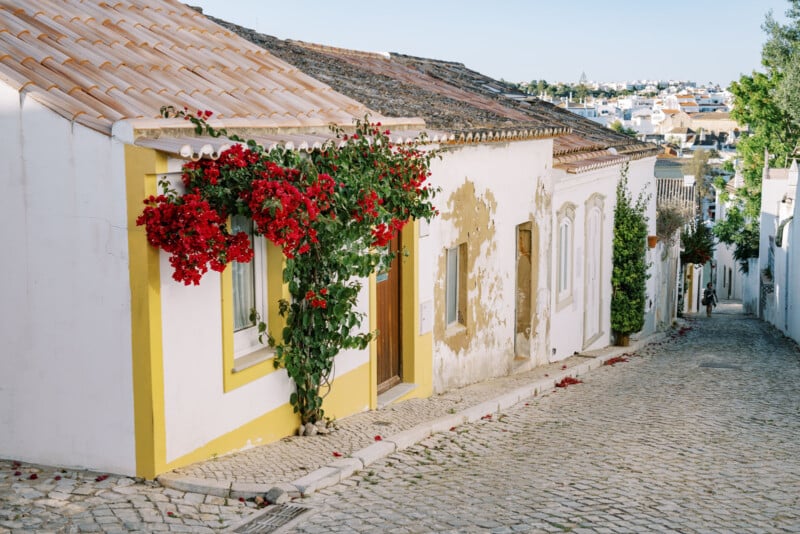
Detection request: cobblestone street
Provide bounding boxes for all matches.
[2,303,799,533]
[294,304,800,533]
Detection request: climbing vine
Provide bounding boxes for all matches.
[137,108,439,424]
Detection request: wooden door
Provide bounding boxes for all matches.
[376,236,402,393]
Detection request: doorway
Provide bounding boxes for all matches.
[376,236,402,393]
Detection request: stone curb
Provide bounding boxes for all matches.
[158,331,667,498]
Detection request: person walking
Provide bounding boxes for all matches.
[703,282,718,317]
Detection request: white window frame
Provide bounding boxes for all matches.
[556,202,576,307]
[446,245,460,326]
[558,218,572,297]
[231,215,268,359]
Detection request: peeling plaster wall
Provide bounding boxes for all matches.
[425,139,553,393]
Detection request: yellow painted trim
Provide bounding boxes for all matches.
[125,145,167,479]
[368,272,378,409]
[322,362,371,420]
[221,241,287,392]
[401,221,433,399]
[163,362,370,472]
[165,400,300,472]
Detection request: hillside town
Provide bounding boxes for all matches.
[1,1,799,532]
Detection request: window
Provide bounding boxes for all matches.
[231,215,267,358]
[219,213,291,394]
[558,219,572,296]
[556,203,576,307]
[445,244,467,327]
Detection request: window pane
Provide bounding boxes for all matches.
[232,215,255,331]
[446,247,458,324]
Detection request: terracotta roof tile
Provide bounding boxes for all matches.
[0,0,387,134]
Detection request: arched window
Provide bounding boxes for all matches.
[556,203,576,307]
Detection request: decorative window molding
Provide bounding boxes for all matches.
[556,202,576,309]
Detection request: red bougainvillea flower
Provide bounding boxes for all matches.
[332,451,342,458]
[374,435,382,441]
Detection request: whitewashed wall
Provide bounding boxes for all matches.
[787,202,800,342]
[550,166,616,357]
[630,157,659,337]
[425,139,553,393]
[157,163,371,462]
[759,177,789,327]
[0,84,135,473]
[549,156,657,358]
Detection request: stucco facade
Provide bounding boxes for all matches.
[426,139,554,393]
[0,86,137,474]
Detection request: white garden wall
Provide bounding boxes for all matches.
[0,84,136,474]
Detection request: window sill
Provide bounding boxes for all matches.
[232,346,275,374]
[556,294,573,312]
[445,322,467,338]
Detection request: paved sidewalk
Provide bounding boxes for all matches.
[158,329,669,501]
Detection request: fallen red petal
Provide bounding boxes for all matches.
[332,451,342,457]
[13,471,21,476]
[28,473,38,480]
[374,435,382,441]
[555,376,583,388]
[449,426,456,431]
[54,475,62,481]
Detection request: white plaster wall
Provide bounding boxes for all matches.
[742,258,760,315]
[0,85,135,473]
[158,165,371,462]
[759,178,787,326]
[549,157,657,357]
[426,140,553,393]
[788,205,800,342]
[550,166,616,358]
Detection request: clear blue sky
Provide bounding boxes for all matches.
[188,0,790,87]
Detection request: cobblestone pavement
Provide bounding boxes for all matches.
[167,353,610,487]
[0,464,257,533]
[291,302,800,533]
